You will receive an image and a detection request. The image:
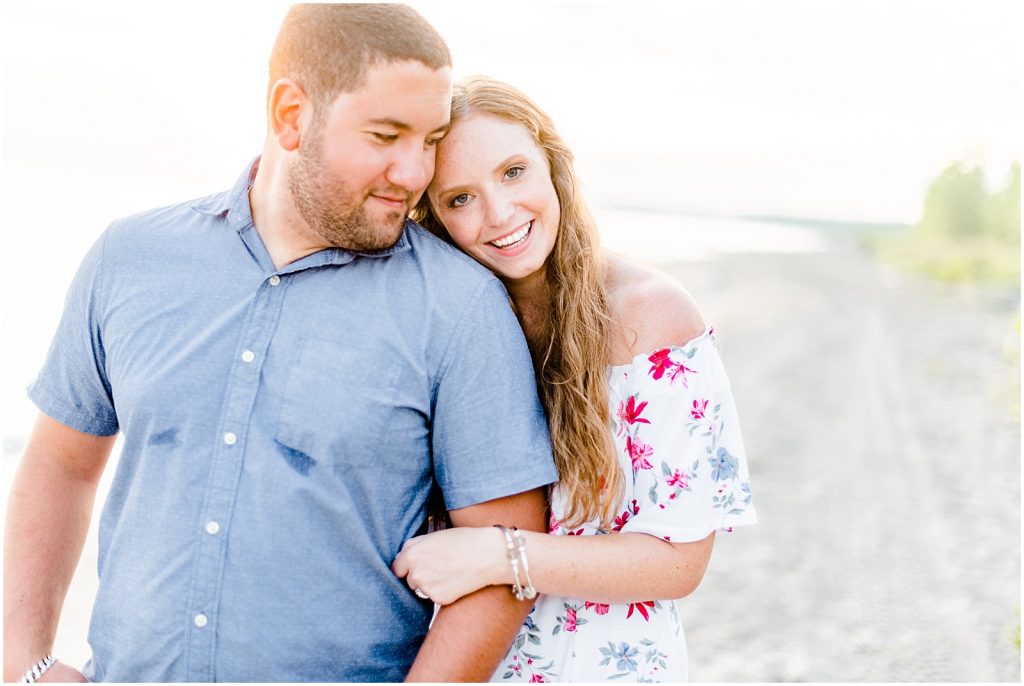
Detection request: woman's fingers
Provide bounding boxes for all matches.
[391,549,410,578]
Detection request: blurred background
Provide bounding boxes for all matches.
[2,0,1020,681]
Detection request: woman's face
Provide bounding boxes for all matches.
[427,113,560,284]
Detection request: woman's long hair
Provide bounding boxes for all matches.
[413,76,623,529]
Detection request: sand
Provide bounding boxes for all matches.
[672,234,1021,681]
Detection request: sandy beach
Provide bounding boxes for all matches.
[6,217,1020,681]
[673,232,1021,681]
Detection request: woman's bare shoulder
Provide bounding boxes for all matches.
[606,254,707,363]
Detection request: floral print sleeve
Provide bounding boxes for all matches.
[613,327,756,542]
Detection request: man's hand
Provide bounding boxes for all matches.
[403,487,547,682]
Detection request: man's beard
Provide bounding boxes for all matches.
[288,127,408,252]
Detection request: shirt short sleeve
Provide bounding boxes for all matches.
[430,278,558,510]
[28,230,119,436]
[616,331,756,542]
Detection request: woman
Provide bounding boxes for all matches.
[394,76,756,682]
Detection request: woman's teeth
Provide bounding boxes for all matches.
[490,222,532,249]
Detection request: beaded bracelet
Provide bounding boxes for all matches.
[19,655,57,684]
[494,525,537,601]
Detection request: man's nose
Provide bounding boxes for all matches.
[386,145,432,193]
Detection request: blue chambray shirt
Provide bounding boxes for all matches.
[29,161,557,682]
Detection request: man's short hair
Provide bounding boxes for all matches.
[269,3,451,112]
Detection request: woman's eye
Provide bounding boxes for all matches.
[504,165,525,180]
[449,193,470,208]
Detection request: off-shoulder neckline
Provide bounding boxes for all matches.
[606,325,716,371]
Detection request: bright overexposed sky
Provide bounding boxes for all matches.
[3,0,1021,218]
[2,0,1022,439]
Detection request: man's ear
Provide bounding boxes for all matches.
[268,78,309,152]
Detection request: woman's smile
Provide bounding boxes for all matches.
[489,220,533,249]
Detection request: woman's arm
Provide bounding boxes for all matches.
[392,527,714,606]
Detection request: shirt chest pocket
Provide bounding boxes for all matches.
[275,335,402,469]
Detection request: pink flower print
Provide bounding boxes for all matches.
[613,511,630,531]
[690,398,708,420]
[666,469,689,489]
[529,676,546,683]
[626,600,656,621]
[648,348,673,380]
[585,600,610,615]
[527,659,534,666]
[564,606,578,632]
[612,499,641,531]
[648,348,697,386]
[567,528,585,536]
[666,360,696,386]
[548,511,561,534]
[626,436,654,471]
[615,395,650,436]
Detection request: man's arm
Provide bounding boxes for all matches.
[404,487,547,682]
[3,413,116,682]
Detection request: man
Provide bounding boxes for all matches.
[3,5,556,682]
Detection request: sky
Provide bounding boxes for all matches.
[3,0,1021,219]
[2,0,1022,438]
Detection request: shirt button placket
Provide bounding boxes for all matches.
[188,269,285,680]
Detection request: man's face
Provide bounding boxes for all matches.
[289,60,452,251]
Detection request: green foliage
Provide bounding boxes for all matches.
[983,162,1022,244]
[918,162,990,239]
[868,161,1020,285]
[918,161,1020,243]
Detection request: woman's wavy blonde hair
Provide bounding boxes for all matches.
[412,76,623,529]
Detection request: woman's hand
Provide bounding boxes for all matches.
[36,661,88,682]
[391,527,510,605]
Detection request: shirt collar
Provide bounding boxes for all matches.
[191,157,412,265]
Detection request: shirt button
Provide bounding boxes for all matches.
[241,350,255,363]
[194,613,208,628]
[223,432,237,445]
[268,275,281,286]
[205,521,220,535]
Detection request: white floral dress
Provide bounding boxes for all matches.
[492,327,756,683]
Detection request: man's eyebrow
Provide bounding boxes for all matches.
[366,118,450,134]
[367,118,411,131]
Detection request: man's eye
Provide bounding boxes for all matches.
[448,193,470,208]
[372,132,398,143]
[425,137,442,147]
